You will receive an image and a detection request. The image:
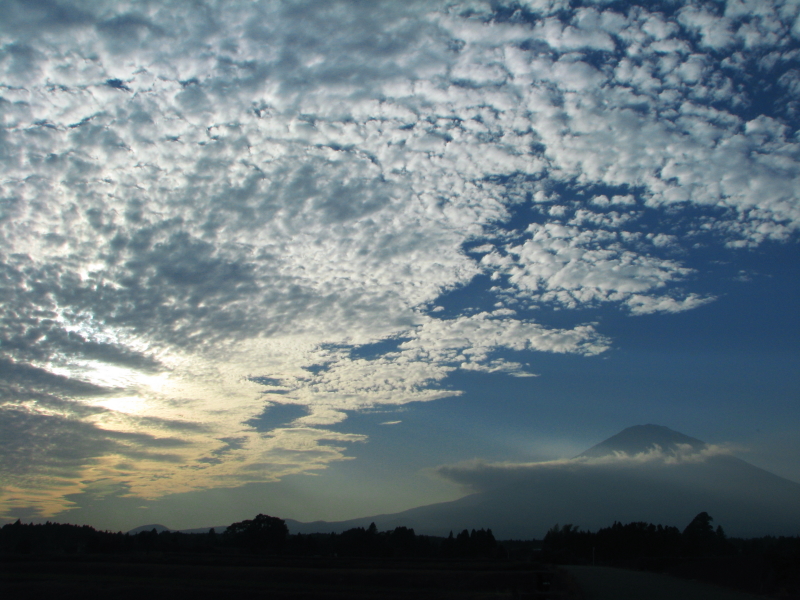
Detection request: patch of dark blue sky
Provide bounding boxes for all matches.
[246,403,308,431]
[326,226,799,470]
[349,336,412,360]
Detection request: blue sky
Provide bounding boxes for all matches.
[1,0,798,532]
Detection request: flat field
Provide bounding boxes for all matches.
[0,554,572,599]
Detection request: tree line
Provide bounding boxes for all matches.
[4,513,796,598]
[542,513,800,597]
[0,515,499,559]
[2,511,798,567]
[542,512,737,563]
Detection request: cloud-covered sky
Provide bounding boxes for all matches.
[1,0,798,530]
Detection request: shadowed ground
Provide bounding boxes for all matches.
[0,556,562,599]
[564,566,769,600]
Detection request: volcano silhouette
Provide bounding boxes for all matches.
[287,425,800,538]
[577,424,706,457]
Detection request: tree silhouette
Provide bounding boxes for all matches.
[225,514,288,553]
[682,512,734,556]
[682,511,714,555]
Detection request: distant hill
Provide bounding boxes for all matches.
[127,524,171,535]
[176,526,228,534]
[126,524,229,535]
[286,425,800,539]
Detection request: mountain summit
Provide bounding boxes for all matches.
[286,425,800,539]
[578,424,706,458]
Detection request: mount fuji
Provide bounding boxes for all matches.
[287,425,800,539]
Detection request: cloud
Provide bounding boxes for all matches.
[480,222,712,312]
[0,0,798,517]
[0,402,189,517]
[405,438,796,538]
[436,443,737,493]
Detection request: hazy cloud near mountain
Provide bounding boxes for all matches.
[1,0,798,517]
[435,443,738,493]
[285,430,800,538]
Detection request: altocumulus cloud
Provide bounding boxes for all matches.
[0,0,798,517]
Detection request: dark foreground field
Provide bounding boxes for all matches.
[564,566,769,600]
[0,554,577,599]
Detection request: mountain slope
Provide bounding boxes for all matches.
[287,426,800,539]
[127,524,171,534]
[578,424,706,457]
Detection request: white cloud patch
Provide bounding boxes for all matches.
[436,443,737,493]
[0,0,798,517]
[481,222,711,311]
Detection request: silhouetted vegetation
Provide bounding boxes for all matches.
[0,517,553,599]
[439,527,499,558]
[2,514,798,597]
[224,513,288,554]
[0,517,498,560]
[542,512,800,597]
[542,511,740,564]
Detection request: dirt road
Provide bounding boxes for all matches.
[563,566,768,600]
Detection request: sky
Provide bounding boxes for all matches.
[1,0,799,533]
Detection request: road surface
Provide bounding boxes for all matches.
[563,566,768,600]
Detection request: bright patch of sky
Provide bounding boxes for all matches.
[1,0,798,527]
